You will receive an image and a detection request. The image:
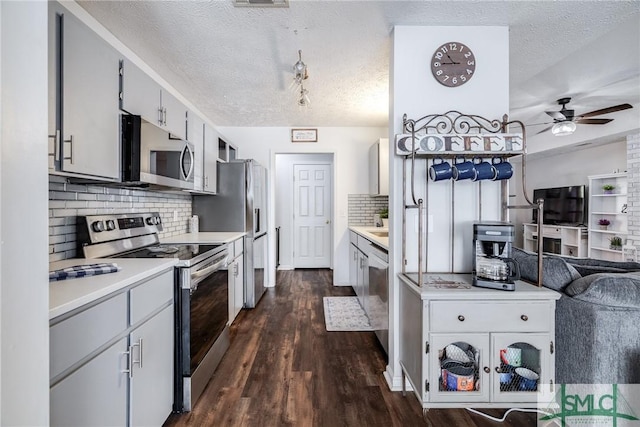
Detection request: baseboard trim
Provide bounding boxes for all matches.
[384,366,413,392]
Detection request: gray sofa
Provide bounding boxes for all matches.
[513,247,640,385]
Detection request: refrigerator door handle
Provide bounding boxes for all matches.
[255,208,260,233]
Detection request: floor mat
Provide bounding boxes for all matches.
[322,296,374,331]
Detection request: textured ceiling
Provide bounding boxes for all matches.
[78,0,640,132]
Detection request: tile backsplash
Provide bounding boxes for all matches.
[49,175,191,262]
[348,194,389,226]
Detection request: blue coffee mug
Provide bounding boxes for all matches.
[452,158,475,181]
[492,158,513,181]
[429,158,452,181]
[473,159,494,181]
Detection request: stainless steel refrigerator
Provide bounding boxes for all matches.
[192,159,268,308]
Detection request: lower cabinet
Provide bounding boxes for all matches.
[50,269,174,426]
[228,237,244,324]
[399,273,560,409]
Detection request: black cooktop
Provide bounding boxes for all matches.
[115,244,222,262]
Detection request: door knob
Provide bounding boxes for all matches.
[326,220,330,224]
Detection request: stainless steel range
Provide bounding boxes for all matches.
[78,212,230,412]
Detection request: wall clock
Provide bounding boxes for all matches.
[430,42,476,87]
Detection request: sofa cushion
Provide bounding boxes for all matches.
[512,247,581,292]
[567,264,630,277]
[564,272,640,309]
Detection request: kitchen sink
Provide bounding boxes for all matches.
[369,231,388,237]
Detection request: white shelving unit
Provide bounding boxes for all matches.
[588,173,628,261]
[522,224,587,258]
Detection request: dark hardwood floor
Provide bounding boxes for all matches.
[164,269,538,426]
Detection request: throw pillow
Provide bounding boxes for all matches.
[512,247,581,292]
[564,272,640,309]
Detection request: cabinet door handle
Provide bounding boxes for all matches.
[63,135,74,164]
[234,262,239,277]
[163,107,167,126]
[48,130,60,162]
[521,314,529,321]
[132,338,143,369]
[483,367,490,374]
[205,176,209,188]
[158,107,164,125]
[122,348,133,379]
[457,315,465,322]
[495,366,502,374]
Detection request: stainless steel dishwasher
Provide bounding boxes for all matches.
[368,245,389,355]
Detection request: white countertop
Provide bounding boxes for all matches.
[49,258,178,320]
[399,273,561,300]
[349,226,389,250]
[161,231,246,245]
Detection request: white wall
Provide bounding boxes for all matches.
[387,26,510,390]
[218,126,387,286]
[511,139,628,246]
[1,2,50,425]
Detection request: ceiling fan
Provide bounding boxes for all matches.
[534,97,633,136]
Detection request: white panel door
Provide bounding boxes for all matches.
[293,164,332,268]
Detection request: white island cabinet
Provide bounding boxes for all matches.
[50,264,175,427]
[228,237,245,324]
[399,273,560,410]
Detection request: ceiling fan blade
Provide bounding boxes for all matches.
[575,118,614,125]
[536,125,554,135]
[545,111,566,121]
[579,103,633,118]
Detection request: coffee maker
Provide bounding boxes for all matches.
[473,222,520,291]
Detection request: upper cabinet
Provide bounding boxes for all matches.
[120,58,187,140]
[218,137,237,163]
[203,124,219,194]
[369,138,389,196]
[48,3,120,181]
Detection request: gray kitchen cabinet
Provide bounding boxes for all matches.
[48,3,120,181]
[51,337,129,426]
[120,57,187,140]
[228,238,245,324]
[130,305,174,426]
[203,123,219,194]
[187,111,205,192]
[349,232,369,315]
[49,269,174,427]
[369,138,389,196]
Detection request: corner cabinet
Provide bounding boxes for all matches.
[48,2,120,181]
[399,274,560,409]
[50,269,174,427]
[369,138,389,196]
[588,173,628,261]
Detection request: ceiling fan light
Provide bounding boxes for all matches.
[551,121,576,136]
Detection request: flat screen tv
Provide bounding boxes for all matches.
[531,185,587,226]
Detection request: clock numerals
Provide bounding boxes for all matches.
[430,41,476,87]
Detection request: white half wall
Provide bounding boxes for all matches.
[388,26,510,390]
[217,126,387,287]
[1,2,50,425]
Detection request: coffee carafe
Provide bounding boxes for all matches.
[473,222,520,291]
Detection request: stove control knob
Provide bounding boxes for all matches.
[146,217,155,225]
[105,220,116,231]
[155,216,162,224]
[91,221,105,232]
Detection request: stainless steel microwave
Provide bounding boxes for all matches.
[122,115,194,190]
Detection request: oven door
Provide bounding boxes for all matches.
[176,250,229,411]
